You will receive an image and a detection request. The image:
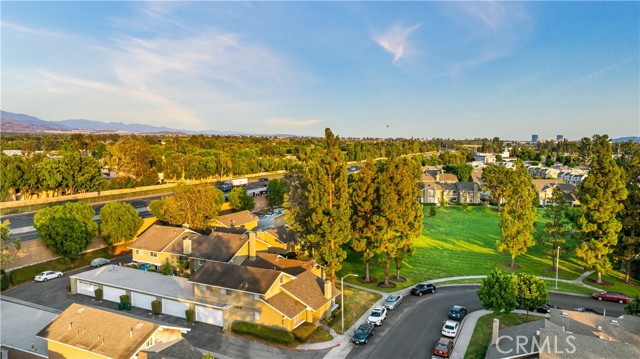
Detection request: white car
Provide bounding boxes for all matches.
[34,271,63,282]
[442,320,460,338]
[367,306,387,326]
[90,257,111,267]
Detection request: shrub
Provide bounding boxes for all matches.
[231,321,295,344]
[293,322,316,342]
[161,258,173,275]
[119,294,130,304]
[429,207,437,217]
[185,309,195,323]
[461,202,469,211]
[95,288,103,301]
[151,300,162,315]
[1,270,9,291]
[66,283,71,292]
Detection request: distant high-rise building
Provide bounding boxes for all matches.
[557,135,564,141]
[532,134,539,142]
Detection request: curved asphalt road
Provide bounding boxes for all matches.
[346,285,626,359]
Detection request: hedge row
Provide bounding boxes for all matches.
[1,270,9,291]
[292,322,316,342]
[231,321,295,344]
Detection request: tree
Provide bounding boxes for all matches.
[350,160,384,283]
[377,156,424,286]
[99,202,143,246]
[148,182,225,231]
[266,179,286,207]
[625,297,640,316]
[482,164,512,211]
[1,220,22,268]
[498,160,537,268]
[516,273,548,321]
[33,202,97,260]
[429,206,437,217]
[576,135,627,284]
[285,129,351,286]
[228,187,255,211]
[539,187,571,271]
[615,141,640,283]
[477,268,518,314]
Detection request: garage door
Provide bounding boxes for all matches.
[77,281,98,297]
[103,286,127,303]
[196,305,223,326]
[162,299,189,318]
[132,292,156,310]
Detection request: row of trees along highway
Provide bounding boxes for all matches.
[1,132,622,202]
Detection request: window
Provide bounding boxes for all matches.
[254,311,260,320]
[198,259,205,265]
[135,249,140,255]
[428,190,434,195]
[222,288,231,295]
[199,284,206,292]
[150,252,158,258]
[145,336,154,349]
[206,286,215,292]
[254,294,260,301]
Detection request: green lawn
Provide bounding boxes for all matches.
[329,286,381,334]
[465,313,531,359]
[339,206,586,292]
[435,278,595,296]
[307,326,333,343]
[437,278,483,285]
[584,270,640,297]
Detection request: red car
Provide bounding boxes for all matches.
[433,337,453,358]
[592,292,630,304]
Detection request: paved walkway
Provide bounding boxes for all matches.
[297,270,600,359]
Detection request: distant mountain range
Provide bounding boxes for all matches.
[611,136,640,143]
[0,110,267,136]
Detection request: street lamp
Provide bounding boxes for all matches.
[341,273,359,334]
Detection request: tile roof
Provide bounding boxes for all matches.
[189,261,281,294]
[164,229,249,262]
[264,292,306,319]
[281,271,338,311]
[216,210,259,228]
[438,173,459,183]
[129,225,193,252]
[36,304,164,359]
[242,252,313,276]
[265,227,297,244]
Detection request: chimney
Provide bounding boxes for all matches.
[68,321,73,330]
[249,232,256,260]
[323,279,332,300]
[491,318,500,345]
[130,327,133,338]
[183,236,192,256]
[230,219,236,228]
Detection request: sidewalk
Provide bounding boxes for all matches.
[299,270,599,359]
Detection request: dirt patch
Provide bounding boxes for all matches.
[392,276,407,283]
[358,277,377,284]
[586,279,614,286]
[545,266,558,272]
[377,281,397,289]
[503,263,521,270]
[616,278,637,286]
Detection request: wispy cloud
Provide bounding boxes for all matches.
[456,1,527,32]
[373,23,421,64]
[262,118,320,128]
[570,60,629,85]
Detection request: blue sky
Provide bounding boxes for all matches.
[2,1,638,140]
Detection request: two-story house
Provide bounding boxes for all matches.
[211,210,259,230]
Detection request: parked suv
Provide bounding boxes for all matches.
[411,283,436,296]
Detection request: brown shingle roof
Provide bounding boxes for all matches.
[129,224,192,252]
[189,261,281,294]
[281,271,333,311]
[438,173,459,183]
[242,252,313,276]
[216,210,258,228]
[264,292,306,319]
[265,227,297,244]
[532,179,559,192]
[164,230,249,262]
[36,304,162,359]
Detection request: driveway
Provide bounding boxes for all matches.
[346,285,626,359]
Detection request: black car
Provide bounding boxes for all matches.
[574,307,603,315]
[448,305,467,320]
[411,283,436,296]
[534,303,558,314]
[352,323,375,345]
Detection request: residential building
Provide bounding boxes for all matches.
[1,298,57,358]
[254,227,298,254]
[534,180,580,206]
[36,303,197,359]
[211,210,259,230]
[419,180,481,205]
[474,153,497,164]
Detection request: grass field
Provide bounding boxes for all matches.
[434,278,596,296]
[329,286,381,334]
[584,270,640,297]
[465,313,531,359]
[339,206,586,292]
[307,327,333,343]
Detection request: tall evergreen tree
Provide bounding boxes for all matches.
[576,135,628,284]
[539,187,571,271]
[498,160,537,268]
[350,160,384,283]
[615,141,640,283]
[482,164,512,211]
[284,129,351,286]
[377,156,424,286]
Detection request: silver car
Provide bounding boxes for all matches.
[90,257,111,267]
[383,295,403,310]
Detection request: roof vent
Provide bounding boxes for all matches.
[68,321,73,330]
[597,326,602,330]
[136,322,144,329]
[561,312,569,317]
[610,320,619,326]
